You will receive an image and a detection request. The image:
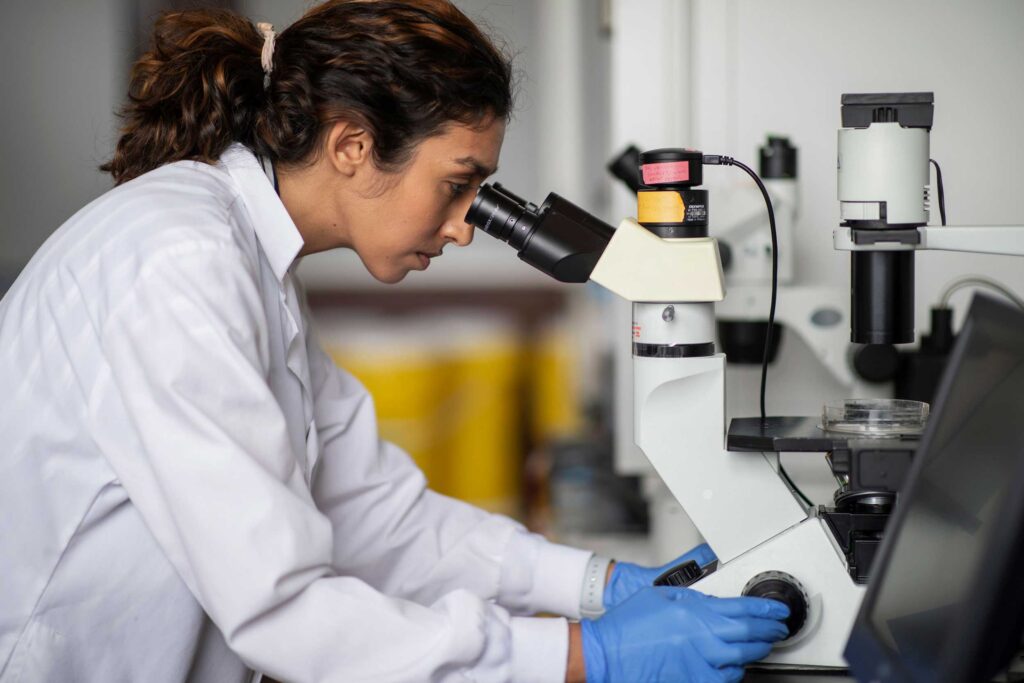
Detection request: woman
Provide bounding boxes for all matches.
[0,2,789,681]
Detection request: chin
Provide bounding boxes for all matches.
[358,255,409,284]
[369,267,409,284]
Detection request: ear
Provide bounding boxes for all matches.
[324,120,373,177]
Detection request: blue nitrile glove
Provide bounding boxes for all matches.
[605,543,717,609]
[581,586,789,683]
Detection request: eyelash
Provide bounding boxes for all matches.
[448,182,470,198]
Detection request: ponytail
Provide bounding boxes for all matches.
[101,10,266,184]
[102,0,514,185]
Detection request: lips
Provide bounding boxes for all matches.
[415,248,444,269]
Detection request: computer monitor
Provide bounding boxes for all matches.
[845,293,1024,683]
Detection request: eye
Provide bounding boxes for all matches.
[447,181,471,198]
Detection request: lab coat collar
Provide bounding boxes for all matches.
[218,143,304,282]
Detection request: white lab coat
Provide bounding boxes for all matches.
[0,144,591,683]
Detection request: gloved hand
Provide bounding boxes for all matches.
[605,543,717,609]
[581,586,789,683]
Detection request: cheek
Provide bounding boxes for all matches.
[389,193,449,247]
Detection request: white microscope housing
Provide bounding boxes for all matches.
[466,149,866,667]
[590,215,862,667]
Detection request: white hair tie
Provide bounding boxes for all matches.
[257,22,276,87]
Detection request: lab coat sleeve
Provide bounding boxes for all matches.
[93,243,561,683]
[303,307,592,620]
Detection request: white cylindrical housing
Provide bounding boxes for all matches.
[632,302,715,345]
[837,122,930,226]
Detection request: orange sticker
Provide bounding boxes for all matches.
[637,191,686,223]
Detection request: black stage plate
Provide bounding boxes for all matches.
[727,416,919,454]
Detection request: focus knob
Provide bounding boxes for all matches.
[742,571,809,640]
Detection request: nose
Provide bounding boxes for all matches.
[442,214,475,248]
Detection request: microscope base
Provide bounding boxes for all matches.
[692,516,864,668]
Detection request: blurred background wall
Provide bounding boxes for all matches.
[0,0,126,290]
[2,0,1023,555]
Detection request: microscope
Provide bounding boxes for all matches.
[465,92,1024,669]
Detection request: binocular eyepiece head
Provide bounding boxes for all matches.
[465,183,615,283]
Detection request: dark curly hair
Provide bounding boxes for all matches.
[101,0,514,184]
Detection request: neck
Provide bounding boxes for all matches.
[276,163,349,257]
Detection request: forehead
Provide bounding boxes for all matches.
[417,117,505,174]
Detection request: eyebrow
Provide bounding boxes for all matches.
[452,156,497,178]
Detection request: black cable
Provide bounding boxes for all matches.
[704,154,814,509]
[929,158,946,226]
[703,155,777,421]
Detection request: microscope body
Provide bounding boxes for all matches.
[467,149,870,667]
[590,217,864,667]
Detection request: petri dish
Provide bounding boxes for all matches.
[821,398,929,437]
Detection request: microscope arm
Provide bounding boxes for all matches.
[590,218,807,562]
[835,225,1024,256]
[922,225,1024,255]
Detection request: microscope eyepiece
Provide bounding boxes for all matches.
[464,183,616,283]
[465,183,540,250]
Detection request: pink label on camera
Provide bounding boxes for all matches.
[641,161,690,185]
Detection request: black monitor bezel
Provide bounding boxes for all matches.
[844,293,1024,683]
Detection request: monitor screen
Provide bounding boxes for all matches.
[845,294,1024,683]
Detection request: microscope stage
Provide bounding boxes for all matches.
[727,416,918,454]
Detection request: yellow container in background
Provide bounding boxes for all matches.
[326,342,447,488]
[315,313,532,516]
[528,321,583,444]
[437,316,524,516]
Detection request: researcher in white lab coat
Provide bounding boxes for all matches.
[0,2,791,682]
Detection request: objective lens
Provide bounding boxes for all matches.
[465,183,539,249]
